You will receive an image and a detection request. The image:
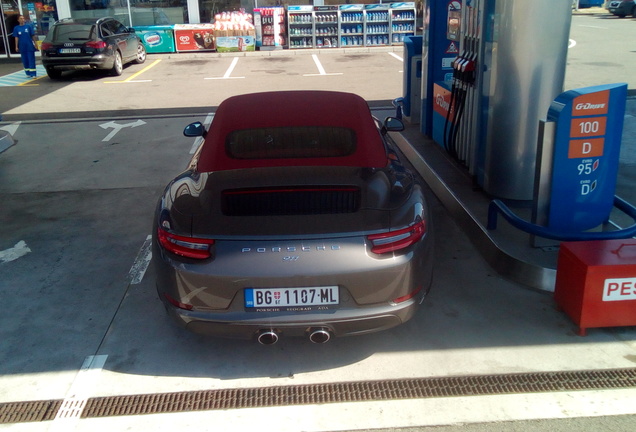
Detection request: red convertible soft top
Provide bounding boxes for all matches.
[196,91,388,172]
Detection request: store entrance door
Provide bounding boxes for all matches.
[1,0,22,58]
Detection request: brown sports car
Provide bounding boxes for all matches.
[152,91,434,344]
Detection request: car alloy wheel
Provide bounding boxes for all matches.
[135,43,147,64]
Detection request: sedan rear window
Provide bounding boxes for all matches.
[51,24,95,42]
[226,127,357,160]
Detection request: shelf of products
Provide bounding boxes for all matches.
[288,5,315,48]
[364,4,390,47]
[390,4,416,44]
[340,4,365,47]
[286,3,417,50]
[314,6,340,48]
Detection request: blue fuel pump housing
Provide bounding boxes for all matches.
[577,0,605,7]
[402,36,422,121]
[488,83,636,242]
[546,83,628,232]
[420,0,461,137]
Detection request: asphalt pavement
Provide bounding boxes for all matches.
[1,9,636,432]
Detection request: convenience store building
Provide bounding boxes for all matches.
[1,0,420,57]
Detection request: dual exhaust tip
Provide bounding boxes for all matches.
[257,328,331,345]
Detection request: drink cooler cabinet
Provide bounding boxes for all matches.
[255,7,287,50]
[287,3,416,49]
[555,239,636,336]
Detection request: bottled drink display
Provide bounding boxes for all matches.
[287,4,416,49]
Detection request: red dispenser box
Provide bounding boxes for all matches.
[555,239,636,336]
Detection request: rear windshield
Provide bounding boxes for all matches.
[226,127,357,160]
[51,24,95,42]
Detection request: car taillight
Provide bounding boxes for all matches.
[392,285,423,304]
[368,220,426,254]
[157,227,214,259]
[86,41,107,49]
[164,293,193,311]
[40,42,52,50]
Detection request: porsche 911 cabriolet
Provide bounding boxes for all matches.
[152,90,434,344]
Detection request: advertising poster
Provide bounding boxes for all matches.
[174,24,216,52]
[216,35,255,52]
[135,26,175,53]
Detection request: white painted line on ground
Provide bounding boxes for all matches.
[129,235,152,285]
[569,39,577,48]
[389,52,403,62]
[50,355,108,431]
[0,240,31,264]
[205,57,245,80]
[312,54,327,75]
[579,25,607,29]
[99,119,146,142]
[0,121,21,136]
[190,136,204,155]
[0,130,15,153]
[304,55,343,76]
[389,52,404,72]
[189,113,214,154]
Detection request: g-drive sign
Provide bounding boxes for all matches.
[546,83,627,232]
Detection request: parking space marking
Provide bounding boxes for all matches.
[388,52,404,73]
[388,52,403,62]
[0,65,46,87]
[0,121,21,136]
[50,355,107,431]
[129,235,152,285]
[99,119,146,141]
[205,57,244,80]
[0,240,31,264]
[303,54,343,77]
[104,59,162,84]
[189,113,214,154]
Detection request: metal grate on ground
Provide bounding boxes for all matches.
[1,368,635,424]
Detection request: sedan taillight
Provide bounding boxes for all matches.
[40,42,52,50]
[157,227,215,259]
[86,41,107,49]
[368,220,426,254]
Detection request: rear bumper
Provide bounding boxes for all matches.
[42,54,114,71]
[153,229,434,341]
[161,294,424,340]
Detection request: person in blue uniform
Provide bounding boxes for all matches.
[13,15,38,78]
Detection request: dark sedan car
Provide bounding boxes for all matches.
[607,0,636,17]
[41,17,146,79]
[152,91,434,344]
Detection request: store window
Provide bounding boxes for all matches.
[1,0,58,56]
[198,1,313,23]
[70,0,188,26]
[199,0,249,23]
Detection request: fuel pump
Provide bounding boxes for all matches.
[421,0,571,200]
[443,0,477,163]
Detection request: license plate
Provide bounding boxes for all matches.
[245,286,339,310]
[59,48,81,54]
